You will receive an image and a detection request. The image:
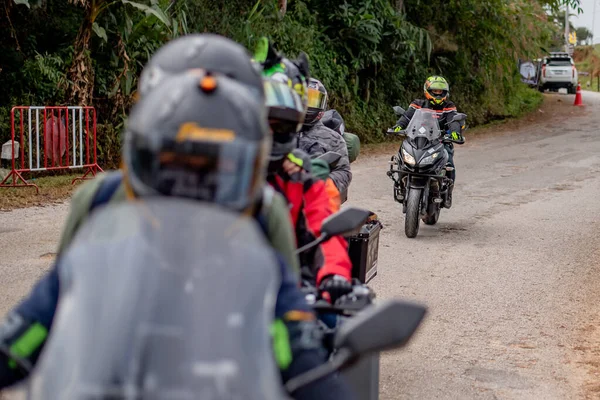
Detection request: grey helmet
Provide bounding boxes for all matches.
[138,33,264,101]
[123,71,270,212]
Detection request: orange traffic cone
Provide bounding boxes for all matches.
[574,82,584,106]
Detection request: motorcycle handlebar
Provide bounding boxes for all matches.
[303,281,375,315]
[443,137,465,145]
[388,129,465,145]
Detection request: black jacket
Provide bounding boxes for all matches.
[298,120,352,194]
[396,99,462,134]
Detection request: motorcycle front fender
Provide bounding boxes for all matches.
[408,175,428,189]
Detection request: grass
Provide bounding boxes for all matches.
[578,75,600,92]
[574,44,600,92]
[0,172,83,210]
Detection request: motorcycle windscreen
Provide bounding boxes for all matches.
[404,108,442,141]
[27,198,287,400]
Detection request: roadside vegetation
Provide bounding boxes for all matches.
[574,45,600,92]
[0,173,81,210]
[0,0,582,170]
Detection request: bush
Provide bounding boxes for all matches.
[0,0,564,165]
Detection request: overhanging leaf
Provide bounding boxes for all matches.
[92,23,108,42]
[125,70,133,95]
[121,0,171,27]
[13,0,30,8]
[150,5,171,27]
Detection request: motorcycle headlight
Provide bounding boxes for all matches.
[401,148,416,165]
[420,152,440,165]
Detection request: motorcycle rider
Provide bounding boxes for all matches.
[298,78,352,201]
[0,42,354,400]
[393,75,464,207]
[259,45,353,302]
[119,33,298,274]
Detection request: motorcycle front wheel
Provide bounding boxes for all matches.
[405,188,422,238]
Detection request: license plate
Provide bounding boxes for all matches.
[554,70,565,75]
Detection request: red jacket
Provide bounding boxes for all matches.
[268,172,352,284]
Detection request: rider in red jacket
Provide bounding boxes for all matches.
[270,152,351,286]
[257,40,353,301]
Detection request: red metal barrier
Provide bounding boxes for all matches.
[0,106,103,192]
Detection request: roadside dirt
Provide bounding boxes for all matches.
[0,173,82,211]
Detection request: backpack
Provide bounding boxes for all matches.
[88,171,124,212]
[89,171,271,234]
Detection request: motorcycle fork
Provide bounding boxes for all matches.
[421,179,431,217]
[402,175,414,213]
[403,175,427,214]
[394,175,408,204]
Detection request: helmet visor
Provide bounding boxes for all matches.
[264,79,305,133]
[307,87,327,109]
[126,132,263,211]
[264,79,304,113]
[428,81,448,91]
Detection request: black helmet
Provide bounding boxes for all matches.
[123,71,270,212]
[138,33,263,100]
[304,78,328,127]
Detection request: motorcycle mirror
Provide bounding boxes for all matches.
[334,300,427,357]
[285,299,425,395]
[321,207,371,238]
[451,113,467,122]
[393,106,406,116]
[317,151,342,168]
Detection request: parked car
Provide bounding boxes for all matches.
[539,52,578,94]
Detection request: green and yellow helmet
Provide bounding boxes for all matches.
[424,76,449,105]
[254,37,311,161]
[254,37,310,110]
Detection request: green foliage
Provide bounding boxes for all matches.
[0,0,568,164]
[576,27,592,45]
[22,52,71,101]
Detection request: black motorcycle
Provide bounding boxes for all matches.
[3,199,425,400]
[299,277,380,400]
[386,106,466,238]
[296,209,382,400]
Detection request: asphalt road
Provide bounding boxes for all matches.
[0,93,599,399]
[347,92,600,399]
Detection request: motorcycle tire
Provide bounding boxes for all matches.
[423,208,440,225]
[405,188,422,238]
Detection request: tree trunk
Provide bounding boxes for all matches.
[4,1,21,52]
[278,0,287,17]
[68,15,94,105]
[67,0,104,106]
[395,0,404,13]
